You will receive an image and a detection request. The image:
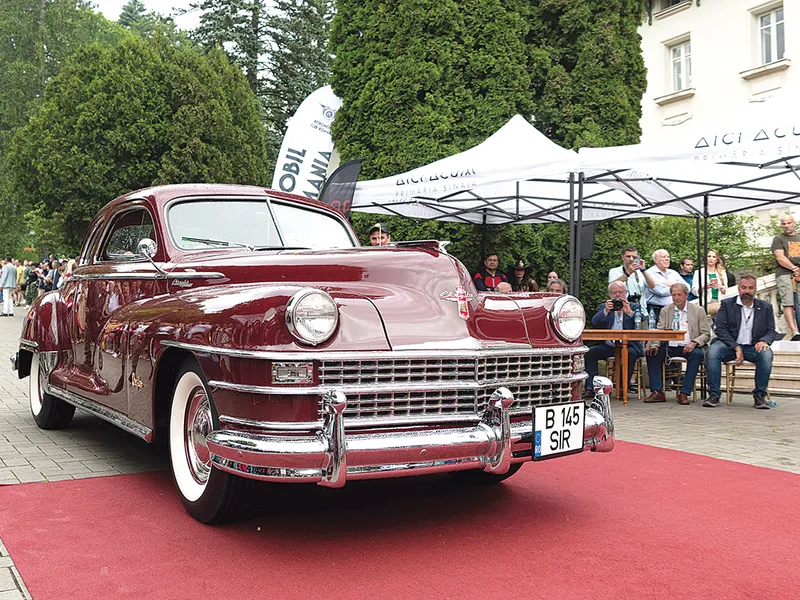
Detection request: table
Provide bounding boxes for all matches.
[581,329,687,405]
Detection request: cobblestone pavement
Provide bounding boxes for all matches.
[0,310,797,598]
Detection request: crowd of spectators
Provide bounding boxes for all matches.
[582,217,800,411]
[0,254,77,317]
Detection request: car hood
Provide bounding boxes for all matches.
[168,247,573,350]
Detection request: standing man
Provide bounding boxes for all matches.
[368,223,391,246]
[1,256,17,317]
[608,246,656,311]
[644,283,710,405]
[473,253,507,291]
[678,257,696,301]
[704,274,776,409]
[582,281,644,399]
[645,249,688,322]
[771,214,800,340]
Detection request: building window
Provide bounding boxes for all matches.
[661,0,685,9]
[670,41,692,92]
[759,7,785,64]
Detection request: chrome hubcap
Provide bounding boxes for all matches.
[185,388,212,485]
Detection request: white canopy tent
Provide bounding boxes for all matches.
[347,93,800,294]
[350,115,635,226]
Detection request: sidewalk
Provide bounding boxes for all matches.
[0,310,797,598]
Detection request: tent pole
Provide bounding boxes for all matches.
[480,209,488,260]
[695,215,703,308]
[702,194,709,312]
[569,173,575,291]
[575,172,585,298]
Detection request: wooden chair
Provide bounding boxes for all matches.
[662,355,706,403]
[606,356,645,402]
[724,360,770,405]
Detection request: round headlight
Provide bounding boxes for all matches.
[286,288,339,346]
[551,295,585,342]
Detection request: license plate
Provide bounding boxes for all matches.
[533,402,585,461]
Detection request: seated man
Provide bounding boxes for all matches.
[582,281,644,399]
[644,283,710,405]
[704,273,776,409]
[473,252,507,291]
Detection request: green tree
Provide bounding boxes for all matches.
[0,0,123,255]
[263,0,334,140]
[9,33,268,250]
[523,0,648,148]
[330,0,532,179]
[118,0,184,40]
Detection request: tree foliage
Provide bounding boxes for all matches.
[118,0,184,41]
[9,33,268,250]
[0,0,123,255]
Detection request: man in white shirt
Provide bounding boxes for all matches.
[608,246,655,311]
[0,257,17,317]
[645,249,688,322]
[644,283,710,405]
[704,274,776,409]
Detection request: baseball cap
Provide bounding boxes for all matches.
[369,223,390,235]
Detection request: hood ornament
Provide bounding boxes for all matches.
[440,286,472,320]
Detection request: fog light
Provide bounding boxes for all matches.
[271,362,313,384]
[573,354,585,373]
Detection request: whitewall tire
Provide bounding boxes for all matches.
[29,353,75,429]
[169,359,254,524]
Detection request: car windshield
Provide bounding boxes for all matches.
[168,199,356,250]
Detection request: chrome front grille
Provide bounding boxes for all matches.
[319,358,475,386]
[341,389,477,419]
[318,353,581,422]
[477,354,572,382]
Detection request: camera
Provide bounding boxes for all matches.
[612,298,624,311]
[633,256,642,269]
[628,294,641,305]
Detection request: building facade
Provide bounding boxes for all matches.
[639,0,798,242]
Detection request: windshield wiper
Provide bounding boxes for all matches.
[181,236,254,251]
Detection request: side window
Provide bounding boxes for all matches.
[80,220,104,266]
[100,209,156,261]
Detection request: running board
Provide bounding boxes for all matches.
[46,385,153,442]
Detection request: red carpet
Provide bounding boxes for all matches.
[1,441,798,600]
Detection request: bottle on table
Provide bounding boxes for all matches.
[634,309,642,330]
[648,307,657,330]
[672,307,681,331]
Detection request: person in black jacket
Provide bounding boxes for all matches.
[473,253,507,291]
[582,281,644,399]
[704,273,776,409]
[506,259,539,292]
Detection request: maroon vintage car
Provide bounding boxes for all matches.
[12,184,614,523]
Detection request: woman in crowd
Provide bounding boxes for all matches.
[692,248,727,315]
[507,259,539,292]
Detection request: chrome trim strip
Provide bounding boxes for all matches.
[19,339,38,350]
[161,340,588,360]
[169,272,226,280]
[208,373,587,396]
[45,385,153,442]
[219,412,488,433]
[71,271,224,281]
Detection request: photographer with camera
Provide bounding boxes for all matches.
[608,246,655,312]
[582,281,644,400]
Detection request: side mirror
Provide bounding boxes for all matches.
[137,238,157,258]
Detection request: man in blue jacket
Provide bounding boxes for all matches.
[582,281,644,399]
[704,273,777,409]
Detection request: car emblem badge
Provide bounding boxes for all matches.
[440,287,472,320]
[130,372,143,391]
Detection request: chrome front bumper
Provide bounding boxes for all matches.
[206,377,615,486]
